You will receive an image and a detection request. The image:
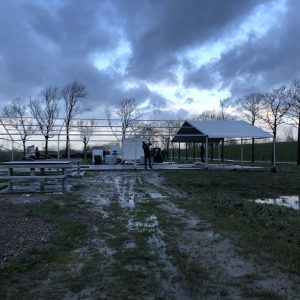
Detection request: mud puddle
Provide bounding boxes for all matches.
[254,195,300,210]
[21,170,299,299]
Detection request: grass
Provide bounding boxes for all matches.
[173,141,298,162]
[159,165,300,274]
[0,193,91,298]
[1,167,300,298]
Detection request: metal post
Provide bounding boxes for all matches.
[193,143,195,161]
[185,142,188,160]
[205,136,208,165]
[11,141,14,161]
[57,120,65,159]
[241,138,244,167]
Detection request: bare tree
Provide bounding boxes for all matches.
[283,126,296,142]
[219,97,231,120]
[29,87,60,156]
[2,98,35,158]
[62,81,88,158]
[261,86,291,165]
[136,122,158,144]
[237,92,264,163]
[195,109,223,120]
[105,98,143,142]
[289,79,300,164]
[77,119,97,159]
[195,108,236,121]
[159,120,182,157]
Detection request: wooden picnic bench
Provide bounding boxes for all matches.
[0,160,73,193]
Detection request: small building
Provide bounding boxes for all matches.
[172,120,273,165]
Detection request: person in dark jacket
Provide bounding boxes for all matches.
[35,147,40,159]
[200,144,205,163]
[142,141,152,169]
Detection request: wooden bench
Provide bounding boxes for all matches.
[0,160,73,193]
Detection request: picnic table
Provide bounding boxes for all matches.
[0,160,73,192]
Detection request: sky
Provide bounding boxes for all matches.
[0,0,299,121]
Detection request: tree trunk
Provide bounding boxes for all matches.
[45,136,49,157]
[65,123,70,158]
[251,137,255,163]
[297,117,300,165]
[84,142,87,160]
[22,140,26,159]
[272,128,277,165]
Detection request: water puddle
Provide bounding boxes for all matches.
[86,195,110,206]
[115,176,136,208]
[148,191,166,199]
[254,195,299,210]
[128,214,158,230]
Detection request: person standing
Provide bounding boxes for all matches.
[35,146,40,159]
[142,141,152,169]
[200,144,205,163]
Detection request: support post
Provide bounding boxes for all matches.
[193,143,195,161]
[205,136,208,166]
[185,142,188,160]
[30,167,36,192]
[241,138,244,167]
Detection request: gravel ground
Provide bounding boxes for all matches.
[0,198,54,266]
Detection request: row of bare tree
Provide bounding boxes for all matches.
[1,78,300,164]
[195,80,300,165]
[0,81,88,158]
[0,87,181,160]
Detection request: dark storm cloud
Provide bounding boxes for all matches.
[0,0,118,106]
[184,64,219,90]
[0,0,292,118]
[189,0,300,98]
[118,0,268,82]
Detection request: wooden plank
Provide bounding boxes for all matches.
[0,175,68,180]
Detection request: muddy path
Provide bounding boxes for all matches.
[2,171,299,299]
[68,171,299,300]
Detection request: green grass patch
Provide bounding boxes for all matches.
[173,141,298,162]
[0,194,91,298]
[160,165,300,274]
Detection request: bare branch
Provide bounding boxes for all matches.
[2,98,35,157]
[62,80,88,157]
[29,86,60,155]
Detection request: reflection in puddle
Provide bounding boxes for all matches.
[255,195,299,210]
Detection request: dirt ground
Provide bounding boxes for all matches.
[1,171,300,299]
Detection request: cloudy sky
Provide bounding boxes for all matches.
[0,0,299,120]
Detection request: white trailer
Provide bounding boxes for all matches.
[122,138,144,163]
